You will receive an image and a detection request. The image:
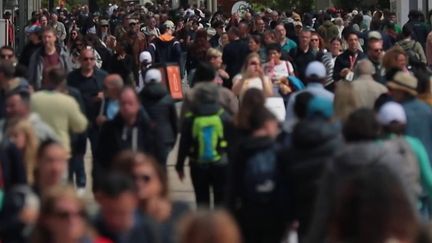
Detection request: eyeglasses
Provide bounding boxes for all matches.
[82,57,95,61]
[133,174,152,183]
[52,210,86,220]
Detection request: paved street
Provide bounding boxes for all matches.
[81,102,196,211]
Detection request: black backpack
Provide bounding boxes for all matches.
[242,146,279,204]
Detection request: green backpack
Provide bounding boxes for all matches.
[187,109,228,164]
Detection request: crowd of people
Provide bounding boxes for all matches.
[3,1,432,243]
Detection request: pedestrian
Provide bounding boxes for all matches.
[28,27,72,90]
[31,67,88,156]
[67,47,107,159]
[176,80,233,208]
[93,173,159,243]
[139,69,178,167]
[396,25,427,65]
[6,119,39,186]
[351,60,388,109]
[289,29,318,82]
[333,31,366,82]
[231,53,273,99]
[148,21,181,65]
[96,87,159,185]
[321,37,342,89]
[222,27,250,89]
[386,71,432,172]
[114,151,190,243]
[227,88,287,243]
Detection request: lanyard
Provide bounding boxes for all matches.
[349,53,358,70]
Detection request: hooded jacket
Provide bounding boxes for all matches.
[140,83,178,145]
[95,109,159,178]
[148,33,181,64]
[281,119,343,237]
[306,142,415,243]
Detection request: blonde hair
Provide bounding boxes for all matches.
[206,48,222,61]
[7,119,39,185]
[178,210,242,243]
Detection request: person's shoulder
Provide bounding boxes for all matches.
[95,68,108,77]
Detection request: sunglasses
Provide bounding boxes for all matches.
[82,57,95,61]
[372,48,383,53]
[101,25,109,27]
[134,174,152,183]
[52,210,86,220]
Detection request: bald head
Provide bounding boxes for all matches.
[104,74,124,99]
[355,60,375,76]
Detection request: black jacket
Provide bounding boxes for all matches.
[67,68,108,124]
[289,47,319,82]
[222,39,250,88]
[148,36,181,64]
[95,109,159,179]
[226,135,288,243]
[280,119,342,237]
[140,83,178,145]
[333,49,366,82]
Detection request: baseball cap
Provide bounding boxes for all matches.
[163,20,175,29]
[305,61,327,79]
[368,31,382,40]
[307,96,334,119]
[144,69,162,84]
[99,19,109,26]
[139,51,152,63]
[26,25,41,34]
[377,101,407,125]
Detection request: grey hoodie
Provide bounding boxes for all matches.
[305,142,417,243]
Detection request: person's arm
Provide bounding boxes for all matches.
[261,75,273,97]
[416,42,427,64]
[60,23,67,41]
[169,100,179,136]
[175,117,193,180]
[68,98,88,133]
[231,75,245,97]
[332,55,343,81]
[406,136,432,197]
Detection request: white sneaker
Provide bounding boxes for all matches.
[77,188,86,197]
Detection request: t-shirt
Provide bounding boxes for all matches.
[43,52,60,78]
[264,61,294,81]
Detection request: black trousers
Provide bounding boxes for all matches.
[190,162,228,208]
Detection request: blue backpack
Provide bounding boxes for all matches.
[243,147,278,203]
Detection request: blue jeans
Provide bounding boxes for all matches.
[68,154,86,187]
